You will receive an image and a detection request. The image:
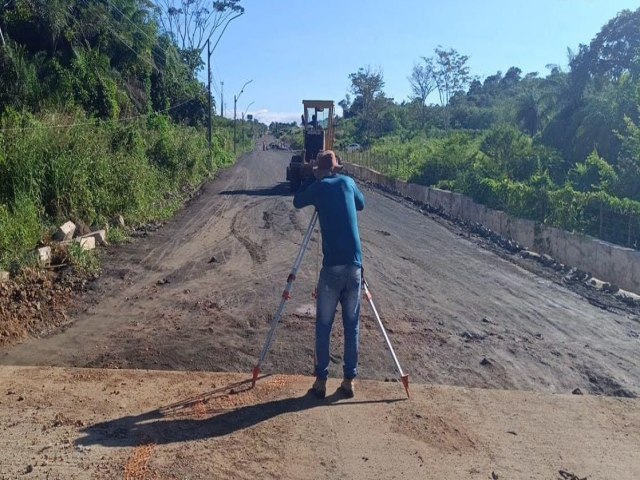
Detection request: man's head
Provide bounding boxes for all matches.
[313,150,343,179]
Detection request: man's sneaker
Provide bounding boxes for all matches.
[312,378,326,399]
[339,378,355,398]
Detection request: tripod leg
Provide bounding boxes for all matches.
[251,211,318,387]
[363,280,410,398]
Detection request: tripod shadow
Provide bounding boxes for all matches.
[220,182,291,197]
[76,376,403,447]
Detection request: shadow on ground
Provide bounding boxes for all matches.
[76,377,402,447]
[221,182,291,197]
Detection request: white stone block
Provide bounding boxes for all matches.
[83,230,108,246]
[74,236,96,251]
[37,246,52,265]
[54,221,76,242]
[0,270,9,283]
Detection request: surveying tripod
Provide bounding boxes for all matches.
[251,211,410,398]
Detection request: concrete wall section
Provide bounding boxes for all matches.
[346,162,640,294]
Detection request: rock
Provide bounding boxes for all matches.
[572,388,583,395]
[540,254,555,267]
[82,230,108,246]
[480,357,492,366]
[37,246,52,266]
[74,236,95,251]
[73,219,91,237]
[110,215,126,228]
[25,464,33,474]
[0,270,9,283]
[520,250,541,261]
[53,221,76,242]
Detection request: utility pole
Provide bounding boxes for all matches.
[220,81,224,117]
[233,94,237,154]
[207,39,212,151]
[233,79,253,154]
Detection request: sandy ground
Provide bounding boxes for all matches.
[1,145,640,478]
[1,366,638,480]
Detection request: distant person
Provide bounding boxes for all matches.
[293,150,365,399]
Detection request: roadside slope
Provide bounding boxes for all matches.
[1,366,638,480]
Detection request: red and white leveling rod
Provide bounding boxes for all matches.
[251,211,410,398]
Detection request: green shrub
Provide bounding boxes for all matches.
[0,110,235,267]
[67,242,101,277]
[0,196,42,269]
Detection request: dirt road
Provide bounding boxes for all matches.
[1,147,639,397]
[1,367,638,479]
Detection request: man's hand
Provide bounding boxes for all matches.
[302,162,314,176]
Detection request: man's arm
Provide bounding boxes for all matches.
[352,181,365,211]
[293,178,317,209]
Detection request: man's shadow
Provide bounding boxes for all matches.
[76,377,402,447]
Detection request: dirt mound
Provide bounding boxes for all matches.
[0,267,86,346]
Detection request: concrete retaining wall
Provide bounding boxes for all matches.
[346,163,640,294]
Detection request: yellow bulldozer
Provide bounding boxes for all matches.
[286,100,335,191]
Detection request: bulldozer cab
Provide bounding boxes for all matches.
[301,100,335,161]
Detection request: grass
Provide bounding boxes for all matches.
[0,110,236,270]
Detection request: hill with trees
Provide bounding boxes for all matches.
[0,0,259,269]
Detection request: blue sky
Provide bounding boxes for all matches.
[208,0,639,124]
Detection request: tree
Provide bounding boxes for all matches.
[433,47,471,130]
[569,7,640,96]
[154,0,244,54]
[347,66,387,142]
[408,56,435,127]
[614,116,640,200]
[568,150,617,193]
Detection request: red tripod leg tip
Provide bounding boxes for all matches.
[401,374,410,399]
[252,366,260,388]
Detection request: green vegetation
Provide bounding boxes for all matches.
[67,241,101,277]
[337,8,640,249]
[0,0,255,269]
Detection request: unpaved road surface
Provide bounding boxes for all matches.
[1,367,638,479]
[1,147,639,397]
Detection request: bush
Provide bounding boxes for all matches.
[0,110,235,267]
[0,196,42,269]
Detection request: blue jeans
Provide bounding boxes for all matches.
[314,264,362,380]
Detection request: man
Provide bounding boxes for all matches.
[293,150,365,399]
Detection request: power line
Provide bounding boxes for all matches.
[99,0,175,70]
[77,0,160,73]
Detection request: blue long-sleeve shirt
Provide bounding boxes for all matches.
[293,174,365,267]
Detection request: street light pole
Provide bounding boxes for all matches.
[233,79,253,154]
[242,101,255,146]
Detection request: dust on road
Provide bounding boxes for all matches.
[1,147,638,398]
